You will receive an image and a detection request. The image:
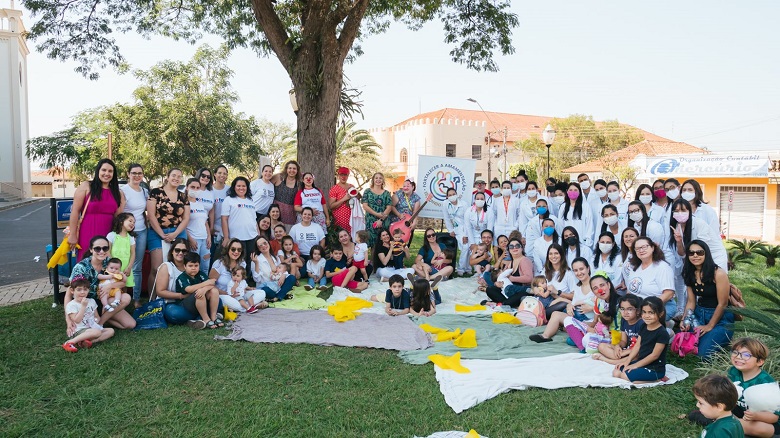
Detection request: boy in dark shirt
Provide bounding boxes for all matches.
[175,252,223,329]
[692,374,743,438]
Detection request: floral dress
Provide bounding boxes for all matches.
[362,188,392,247]
[392,189,420,224]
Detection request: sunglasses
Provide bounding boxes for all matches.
[731,350,754,361]
[200,174,212,179]
[92,246,110,253]
[426,234,436,238]
[508,243,522,249]
[173,248,187,254]
[230,247,243,253]
[688,250,706,257]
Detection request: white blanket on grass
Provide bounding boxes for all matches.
[326,277,493,316]
[434,353,689,413]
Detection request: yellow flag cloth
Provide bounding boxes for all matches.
[434,328,461,342]
[610,329,622,345]
[223,305,237,322]
[455,304,487,312]
[453,328,478,348]
[428,351,471,373]
[419,323,447,334]
[492,313,521,325]
[465,430,481,438]
[327,297,373,322]
[47,239,79,269]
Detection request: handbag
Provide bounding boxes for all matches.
[132,263,169,330]
[670,331,699,357]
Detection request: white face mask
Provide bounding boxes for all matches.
[553,195,565,205]
[603,215,618,226]
[501,188,512,197]
[475,200,485,208]
[681,191,696,202]
[579,180,591,190]
[188,189,202,198]
[607,191,621,201]
[639,194,653,204]
[526,189,538,198]
[598,243,614,253]
[448,195,458,203]
[666,188,680,199]
[517,182,527,191]
[594,189,607,199]
[629,211,643,223]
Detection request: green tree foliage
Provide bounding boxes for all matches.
[27,45,262,182]
[517,115,645,182]
[245,119,297,177]
[22,0,519,193]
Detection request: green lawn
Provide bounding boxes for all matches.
[1,238,775,437]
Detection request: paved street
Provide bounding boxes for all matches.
[0,199,53,286]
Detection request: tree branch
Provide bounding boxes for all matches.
[249,0,294,72]
[337,0,369,63]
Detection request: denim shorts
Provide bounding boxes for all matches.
[147,227,188,251]
[623,365,665,382]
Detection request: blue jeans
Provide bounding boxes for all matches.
[482,272,495,287]
[190,237,210,275]
[163,298,224,325]
[664,298,677,322]
[308,276,327,287]
[131,228,148,301]
[209,235,223,271]
[695,305,734,361]
[263,275,297,301]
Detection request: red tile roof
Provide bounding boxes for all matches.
[563,140,707,173]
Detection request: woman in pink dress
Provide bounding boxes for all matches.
[68,159,125,260]
[329,166,358,234]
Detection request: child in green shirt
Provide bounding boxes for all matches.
[175,252,223,329]
[692,374,743,438]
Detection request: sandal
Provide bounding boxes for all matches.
[77,339,93,349]
[214,318,225,328]
[205,320,218,329]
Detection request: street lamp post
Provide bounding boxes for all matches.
[542,124,556,181]
[467,98,506,182]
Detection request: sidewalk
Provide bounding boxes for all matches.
[0,198,42,212]
[0,277,52,307]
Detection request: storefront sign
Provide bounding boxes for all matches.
[644,154,769,177]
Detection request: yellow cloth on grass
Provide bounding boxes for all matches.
[419,323,447,334]
[428,351,470,374]
[327,296,373,322]
[453,328,478,348]
[465,430,481,438]
[492,312,521,325]
[223,305,237,321]
[455,304,487,312]
[434,328,461,342]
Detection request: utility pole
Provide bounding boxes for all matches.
[502,127,508,180]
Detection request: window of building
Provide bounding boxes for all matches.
[446,144,456,158]
[400,148,408,163]
[472,145,482,160]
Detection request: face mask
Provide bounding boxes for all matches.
[493,191,501,197]
[543,227,555,236]
[594,189,607,199]
[607,192,621,201]
[536,206,547,216]
[666,188,680,199]
[673,212,689,223]
[564,236,578,246]
[653,189,666,199]
[517,182,527,191]
[579,180,591,190]
[603,215,618,226]
[567,191,580,200]
[681,191,696,202]
[546,185,555,193]
[598,243,614,253]
[188,189,202,198]
[475,200,485,208]
[553,195,565,204]
[639,195,653,204]
[526,189,537,198]
[629,211,643,223]
[511,183,520,191]
[502,188,512,197]
[448,195,458,203]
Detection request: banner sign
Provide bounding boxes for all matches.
[643,154,769,178]
[416,155,476,219]
[55,199,73,229]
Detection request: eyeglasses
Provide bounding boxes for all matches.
[92,246,109,253]
[619,307,636,312]
[634,245,650,252]
[426,234,436,238]
[200,174,212,179]
[688,250,706,257]
[731,350,754,361]
[628,209,641,214]
[508,244,522,249]
[230,247,243,253]
[129,172,144,176]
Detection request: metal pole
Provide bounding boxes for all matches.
[502,127,507,180]
[546,145,551,181]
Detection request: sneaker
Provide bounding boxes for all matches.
[111,299,120,307]
[62,342,78,352]
[687,410,713,427]
[429,275,442,289]
[406,273,416,284]
[186,320,206,330]
[77,339,93,349]
[304,284,313,291]
[317,285,327,291]
[284,293,294,300]
[247,305,259,314]
[104,304,114,313]
[456,270,464,277]
[529,334,552,343]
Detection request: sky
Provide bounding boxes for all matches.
[14,0,780,154]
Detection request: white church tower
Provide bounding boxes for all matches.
[0,0,31,200]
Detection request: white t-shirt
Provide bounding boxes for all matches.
[250,179,275,215]
[193,189,214,214]
[120,185,148,231]
[106,231,136,246]
[565,245,593,268]
[592,253,624,287]
[353,242,368,262]
[626,260,675,300]
[547,269,576,294]
[227,279,248,297]
[211,259,246,292]
[289,222,326,256]
[294,187,326,211]
[65,298,100,331]
[306,258,326,278]
[187,198,210,240]
[221,196,258,241]
[211,186,229,236]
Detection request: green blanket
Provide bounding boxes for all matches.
[398,314,575,364]
[270,286,328,310]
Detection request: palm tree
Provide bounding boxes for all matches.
[754,244,780,268]
[726,238,766,256]
[728,249,752,271]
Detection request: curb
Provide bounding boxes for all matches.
[0,198,45,212]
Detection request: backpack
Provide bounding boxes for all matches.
[516,296,547,327]
[671,331,699,357]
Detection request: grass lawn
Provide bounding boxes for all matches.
[1,236,775,437]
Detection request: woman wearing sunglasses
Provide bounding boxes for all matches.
[209,238,248,305]
[66,235,136,336]
[681,240,734,361]
[412,228,454,284]
[484,238,534,307]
